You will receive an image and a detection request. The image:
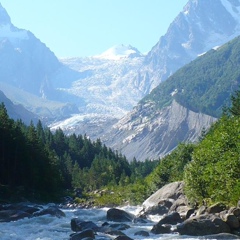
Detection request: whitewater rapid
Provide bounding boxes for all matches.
[0,205,210,240]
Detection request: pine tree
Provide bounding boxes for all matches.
[229,89,240,116]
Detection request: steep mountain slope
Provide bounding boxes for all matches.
[0,90,38,124]
[1,0,240,161]
[104,36,240,161]
[0,3,81,122]
[143,36,240,118]
[50,0,240,138]
[49,45,144,136]
[59,45,144,118]
[0,4,59,97]
[136,0,240,93]
[105,100,216,161]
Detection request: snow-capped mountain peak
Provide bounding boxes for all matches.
[0,4,29,44]
[0,24,29,43]
[0,3,11,25]
[93,44,143,60]
[220,0,240,23]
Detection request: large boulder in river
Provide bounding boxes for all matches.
[0,209,31,222]
[176,214,231,236]
[33,206,65,218]
[71,218,99,232]
[143,182,184,207]
[70,229,95,240]
[107,208,135,222]
[151,212,182,234]
[141,181,188,217]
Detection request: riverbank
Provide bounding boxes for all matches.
[2,181,240,239]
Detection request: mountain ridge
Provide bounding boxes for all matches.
[1,0,240,161]
[104,35,240,161]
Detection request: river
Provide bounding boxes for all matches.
[0,205,223,240]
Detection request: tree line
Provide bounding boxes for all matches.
[142,89,240,207]
[0,102,157,201]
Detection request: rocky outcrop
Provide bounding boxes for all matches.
[140,0,240,93]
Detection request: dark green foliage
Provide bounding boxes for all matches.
[142,36,240,117]
[145,143,195,193]
[228,89,240,116]
[0,104,62,200]
[0,102,158,202]
[184,116,240,206]
[184,89,240,206]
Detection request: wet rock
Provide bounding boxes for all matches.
[2,203,40,214]
[157,211,183,225]
[99,222,131,235]
[33,206,65,218]
[107,223,130,231]
[114,236,133,240]
[104,230,126,236]
[133,217,149,223]
[71,219,99,232]
[203,233,240,239]
[177,214,231,236]
[70,229,95,240]
[223,214,240,229]
[150,211,182,234]
[151,223,172,234]
[106,208,135,222]
[134,230,149,237]
[0,209,30,222]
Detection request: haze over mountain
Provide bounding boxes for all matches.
[1,0,240,161]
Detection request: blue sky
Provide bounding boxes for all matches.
[1,0,188,57]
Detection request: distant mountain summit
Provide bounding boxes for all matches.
[2,0,240,162]
[0,3,10,24]
[94,44,143,60]
[105,35,240,161]
[0,3,80,123]
[139,0,240,92]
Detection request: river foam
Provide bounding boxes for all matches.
[0,205,215,240]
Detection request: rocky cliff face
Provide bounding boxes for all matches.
[0,1,237,161]
[0,4,81,122]
[137,0,240,93]
[104,100,216,161]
